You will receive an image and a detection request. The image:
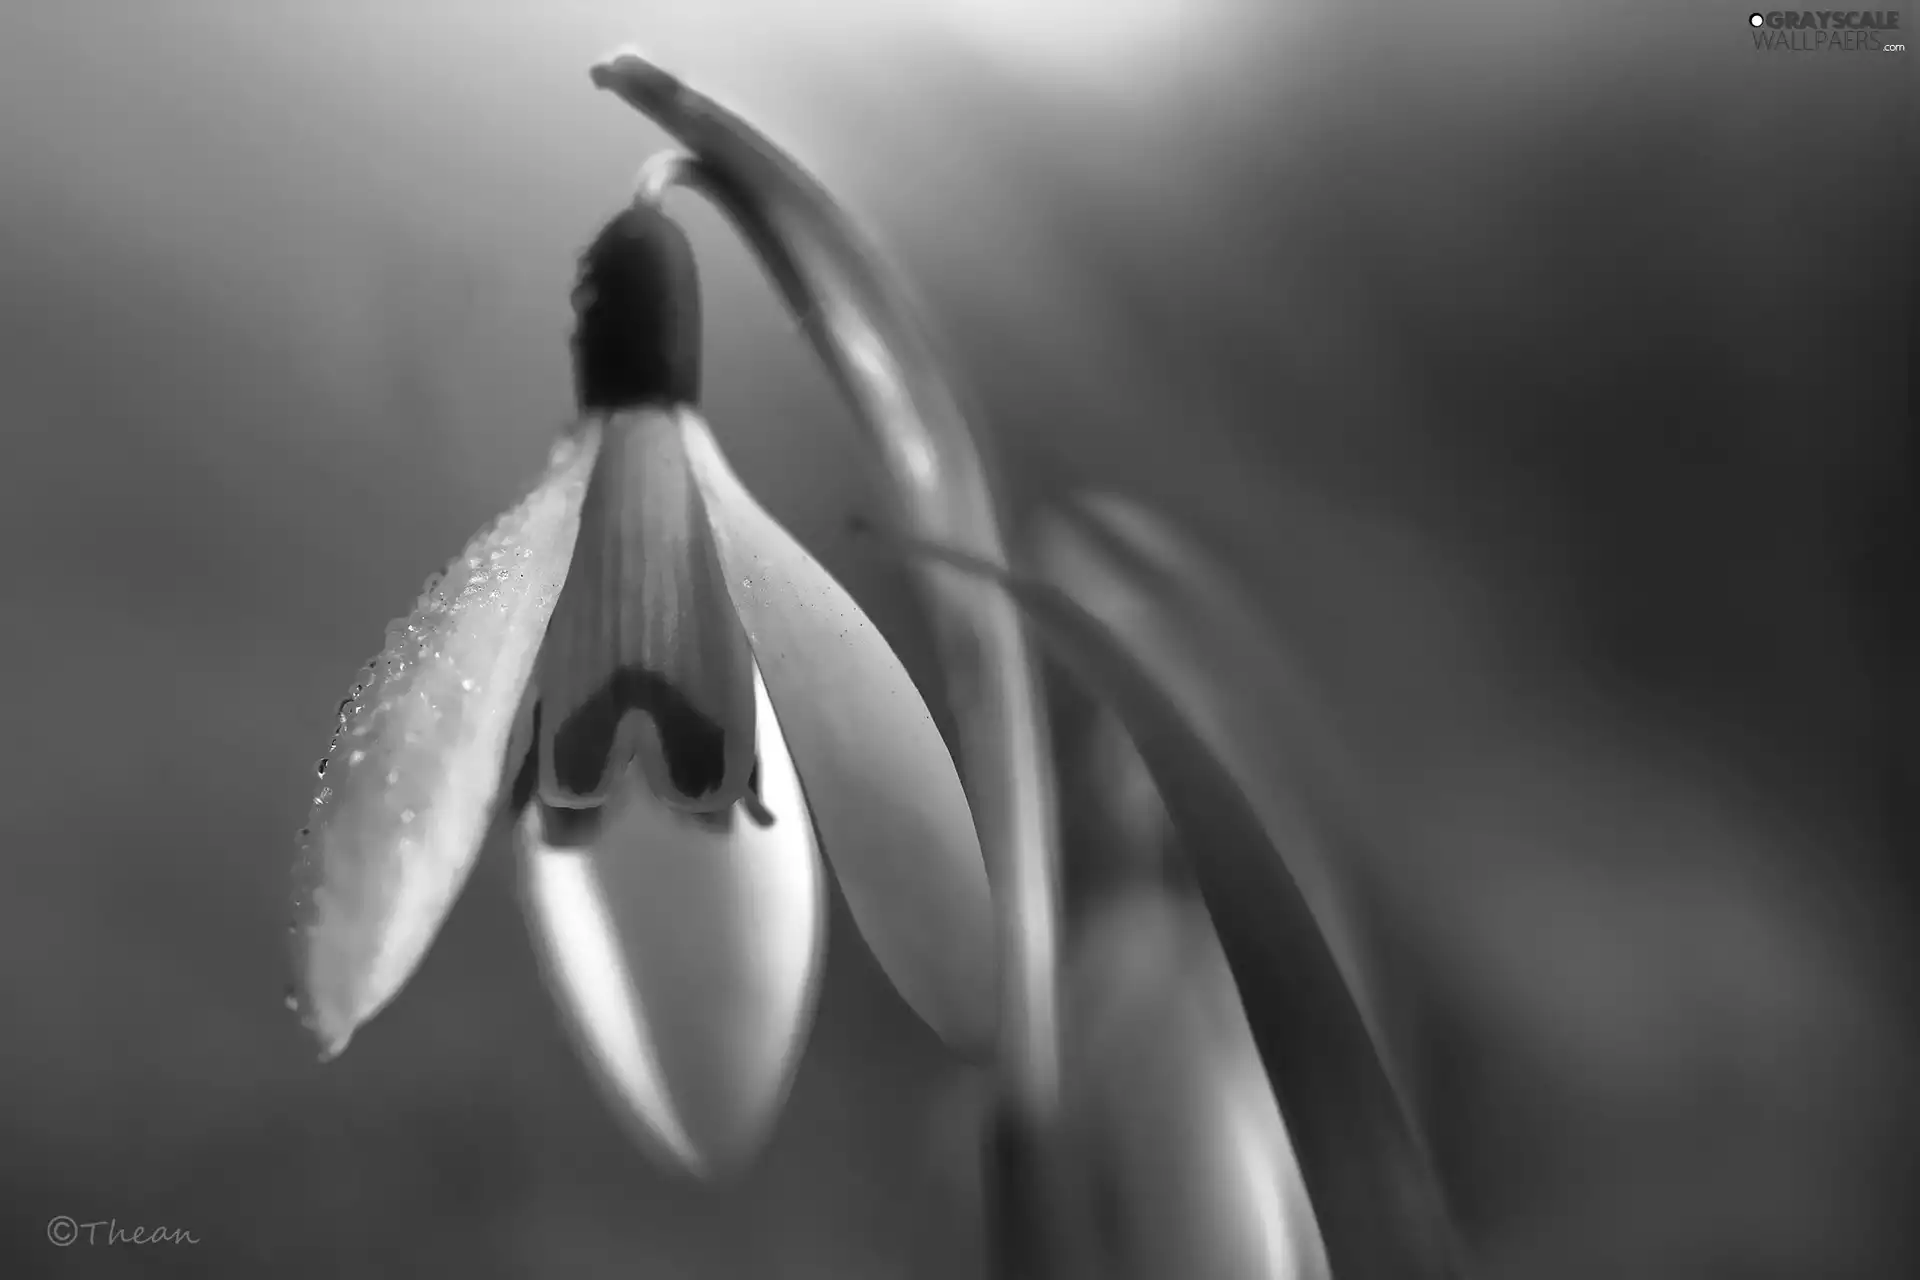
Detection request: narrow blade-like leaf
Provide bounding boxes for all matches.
[1065,888,1330,1280]
[877,534,1464,1280]
[1033,495,1394,1059]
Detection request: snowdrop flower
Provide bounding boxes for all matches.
[588,52,1065,1129]
[289,195,996,1175]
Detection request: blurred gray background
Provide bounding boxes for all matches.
[1,1,1911,1277]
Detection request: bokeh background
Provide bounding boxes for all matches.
[1,1,1911,1276]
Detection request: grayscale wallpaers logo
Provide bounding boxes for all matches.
[1748,10,1905,50]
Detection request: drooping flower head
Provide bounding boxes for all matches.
[290,190,997,1176]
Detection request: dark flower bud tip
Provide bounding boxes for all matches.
[572,201,702,411]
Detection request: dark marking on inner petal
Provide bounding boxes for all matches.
[548,684,623,799]
[550,666,734,807]
[743,759,775,828]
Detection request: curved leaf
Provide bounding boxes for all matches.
[877,533,1464,1280]
[290,424,600,1058]
[517,667,825,1177]
[1065,888,1329,1280]
[679,408,997,1058]
[1033,495,1392,1057]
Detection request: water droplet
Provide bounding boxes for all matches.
[315,757,329,777]
[386,770,399,786]
[741,578,752,588]
[297,826,310,839]
[348,749,366,766]
[460,678,478,693]
[283,986,299,1013]
[400,808,416,823]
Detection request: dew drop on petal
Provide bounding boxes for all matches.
[283,986,300,1013]
[315,758,329,777]
[293,423,601,1060]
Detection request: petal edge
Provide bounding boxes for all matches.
[291,424,601,1056]
[681,409,997,1057]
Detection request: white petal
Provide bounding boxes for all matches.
[517,668,826,1177]
[292,424,601,1057]
[1065,889,1330,1280]
[535,408,756,812]
[678,409,997,1056]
